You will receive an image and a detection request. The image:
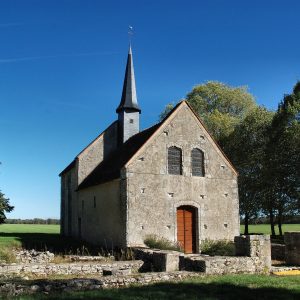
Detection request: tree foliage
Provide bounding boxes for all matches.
[186,81,256,145]
[160,81,256,146]
[0,190,14,224]
[225,107,274,234]
[263,81,300,235]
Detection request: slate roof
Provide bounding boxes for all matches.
[78,102,183,190]
[116,45,141,113]
[78,122,161,190]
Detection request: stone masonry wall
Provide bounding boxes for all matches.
[134,235,271,275]
[284,232,300,265]
[0,261,143,277]
[234,235,271,272]
[77,121,118,185]
[0,271,200,297]
[77,180,126,248]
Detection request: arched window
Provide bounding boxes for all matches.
[168,146,182,175]
[191,148,205,177]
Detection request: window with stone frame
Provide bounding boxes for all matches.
[191,148,205,177]
[168,146,182,175]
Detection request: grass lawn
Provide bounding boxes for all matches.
[0,224,60,234]
[240,224,300,235]
[18,274,300,300]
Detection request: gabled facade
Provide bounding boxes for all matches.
[60,46,239,253]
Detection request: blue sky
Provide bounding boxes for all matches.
[1,0,299,219]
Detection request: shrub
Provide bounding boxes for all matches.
[200,239,235,256]
[144,234,182,252]
[0,247,16,263]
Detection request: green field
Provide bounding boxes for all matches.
[19,274,300,300]
[240,224,300,235]
[0,224,59,234]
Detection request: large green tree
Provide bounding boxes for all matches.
[225,107,274,234]
[0,190,14,224]
[160,81,256,147]
[263,82,300,235]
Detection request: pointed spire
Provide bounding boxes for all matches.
[116,44,141,113]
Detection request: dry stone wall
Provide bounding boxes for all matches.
[285,232,300,265]
[0,271,201,297]
[0,261,143,277]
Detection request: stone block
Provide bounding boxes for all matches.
[152,251,180,272]
[271,243,285,260]
[284,232,300,265]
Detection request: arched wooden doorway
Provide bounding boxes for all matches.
[177,206,197,253]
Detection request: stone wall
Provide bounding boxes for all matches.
[125,103,239,248]
[234,235,271,271]
[134,235,271,275]
[133,248,181,272]
[271,244,285,261]
[14,250,54,264]
[77,121,118,185]
[0,271,200,297]
[284,232,300,265]
[181,255,267,274]
[0,261,143,277]
[77,179,125,247]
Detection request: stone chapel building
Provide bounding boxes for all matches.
[60,46,240,253]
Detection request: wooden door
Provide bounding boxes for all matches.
[177,206,196,253]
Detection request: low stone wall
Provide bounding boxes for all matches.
[133,248,181,272]
[64,255,114,262]
[134,235,271,275]
[0,271,201,297]
[234,235,271,271]
[285,232,300,265]
[0,261,143,277]
[181,255,267,274]
[13,250,54,264]
[271,244,285,261]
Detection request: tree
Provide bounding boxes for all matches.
[225,107,274,234]
[263,81,300,235]
[186,81,256,145]
[160,81,257,147]
[0,190,14,224]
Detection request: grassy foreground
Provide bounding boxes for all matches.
[18,274,300,300]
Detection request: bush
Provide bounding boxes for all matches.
[200,239,235,256]
[0,247,16,263]
[144,234,182,252]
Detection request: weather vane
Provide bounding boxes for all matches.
[128,25,134,44]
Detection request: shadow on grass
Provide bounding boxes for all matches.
[0,232,106,255]
[12,279,300,300]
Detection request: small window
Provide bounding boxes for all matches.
[168,146,182,175]
[191,148,205,177]
[93,196,96,208]
[130,119,134,123]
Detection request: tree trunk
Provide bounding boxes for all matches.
[244,213,249,235]
[270,209,276,236]
[278,210,283,236]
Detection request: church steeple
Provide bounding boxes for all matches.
[116,45,141,113]
[117,45,141,144]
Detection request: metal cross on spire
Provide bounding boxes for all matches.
[128,25,134,44]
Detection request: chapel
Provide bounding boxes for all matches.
[60,46,239,253]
